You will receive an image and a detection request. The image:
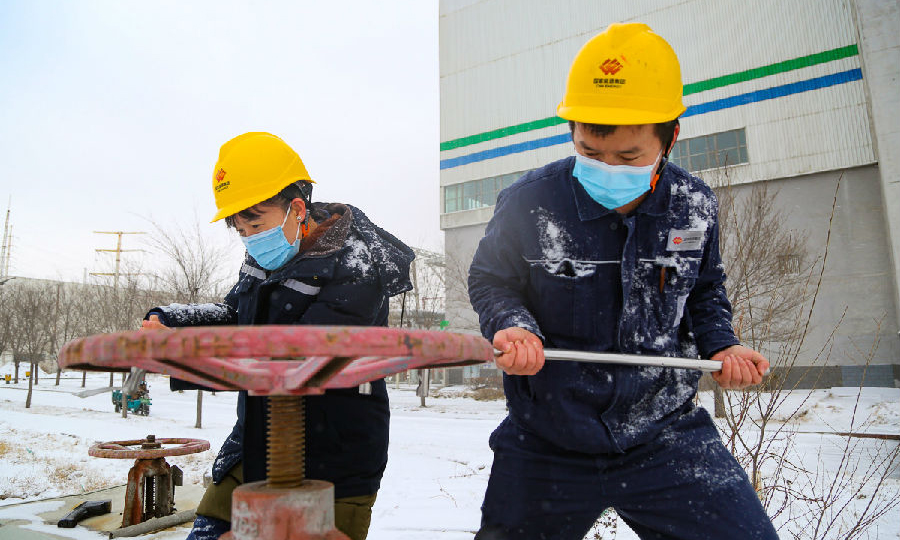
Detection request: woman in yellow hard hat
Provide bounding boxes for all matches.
[468,23,777,539]
[142,132,415,540]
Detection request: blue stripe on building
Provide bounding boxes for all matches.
[440,133,571,170]
[440,68,864,170]
[682,68,862,118]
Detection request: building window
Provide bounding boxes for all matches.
[443,170,526,213]
[776,253,802,275]
[669,128,748,173]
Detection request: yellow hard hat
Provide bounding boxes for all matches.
[557,23,686,125]
[210,132,315,222]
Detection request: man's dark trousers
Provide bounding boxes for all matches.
[475,406,779,540]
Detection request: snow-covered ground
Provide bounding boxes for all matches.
[0,372,898,539]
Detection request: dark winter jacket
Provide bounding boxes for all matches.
[149,203,415,498]
[468,157,739,455]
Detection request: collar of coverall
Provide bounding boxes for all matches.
[569,156,670,222]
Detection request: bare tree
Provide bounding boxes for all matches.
[195,390,203,429]
[143,216,234,427]
[714,177,840,515]
[0,278,14,377]
[8,281,56,408]
[702,168,816,418]
[442,249,504,395]
[79,266,168,417]
[717,182,812,346]
[0,274,151,410]
[443,250,482,334]
[390,248,447,331]
[86,268,161,335]
[387,248,449,406]
[143,217,233,304]
[48,282,86,386]
[711,177,899,538]
[0,278,27,384]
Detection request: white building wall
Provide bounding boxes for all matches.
[852,0,900,331]
[439,0,900,374]
[440,0,874,188]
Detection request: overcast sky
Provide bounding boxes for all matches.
[0,1,440,283]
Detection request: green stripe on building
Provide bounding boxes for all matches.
[682,44,858,95]
[440,117,568,151]
[440,44,859,151]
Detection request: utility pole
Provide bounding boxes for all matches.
[410,259,430,406]
[91,231,144,397]
[0,198,10,278]
[410,258,422,327]
[4,225,11,277]
[90,231,145,290]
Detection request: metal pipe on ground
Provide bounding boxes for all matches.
[108,509,195,538]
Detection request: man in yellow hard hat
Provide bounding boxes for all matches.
[468,24,778,539]
[142,132,415,540]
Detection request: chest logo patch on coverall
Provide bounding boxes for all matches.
[666,229,703,251]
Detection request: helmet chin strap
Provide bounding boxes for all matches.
[650,122,680,192]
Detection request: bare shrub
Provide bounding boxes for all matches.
[717,184,812,341]
[588,508,618,539]
[713,176,900,538]
[470,387,506,401]
[467,374,502,390]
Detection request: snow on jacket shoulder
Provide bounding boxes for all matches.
[468,157,739,454]
[146,202,414,499]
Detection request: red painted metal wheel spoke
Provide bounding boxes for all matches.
[59,326,493,396]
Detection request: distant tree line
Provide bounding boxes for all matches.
[0,218,234,410]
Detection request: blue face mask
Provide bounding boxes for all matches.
[572,153,660,210]
[240,209,302,270]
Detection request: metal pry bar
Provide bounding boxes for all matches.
[494,348,723,372]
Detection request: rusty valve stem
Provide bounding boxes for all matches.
[141,435,162,450]
[267,396,306,488]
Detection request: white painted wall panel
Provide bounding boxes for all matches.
[440,0,874,187]
[667,0,858,83]
[441,0,859,81]
[440,0,675,79]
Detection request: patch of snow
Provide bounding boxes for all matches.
[1,373,897,539]
[535,208,574,262]
[674,181,715,233]
[343,236,374,278]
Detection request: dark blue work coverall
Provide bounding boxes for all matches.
[468,157,778,540]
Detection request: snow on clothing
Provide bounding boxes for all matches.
[185,515,230,540]
[150,202,415,500]
[468,156,738,455]
[469,157,776,539]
